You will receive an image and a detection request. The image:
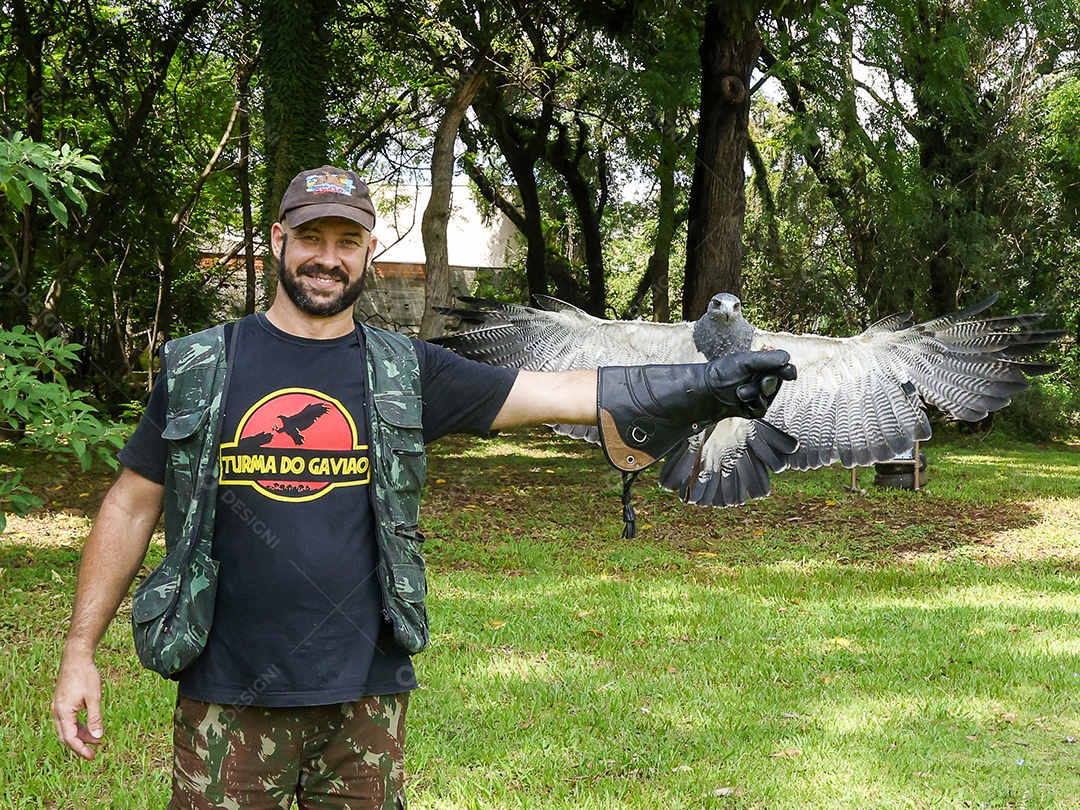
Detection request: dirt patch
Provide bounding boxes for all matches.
[2,455,119,549]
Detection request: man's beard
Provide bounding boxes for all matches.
[277,242,366,317]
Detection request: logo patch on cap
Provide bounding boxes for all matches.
[305,172,355,197]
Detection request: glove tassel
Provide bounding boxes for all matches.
[621,470,640,539]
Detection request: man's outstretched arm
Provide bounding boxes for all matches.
[51,467,164,760]
[489,351,796,449]
[491,369,598,430]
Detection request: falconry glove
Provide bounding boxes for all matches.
[597,350,795,538]
[596,350,796,474]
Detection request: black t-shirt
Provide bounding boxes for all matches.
[118,313,517,706]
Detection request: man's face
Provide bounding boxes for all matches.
[276,217,373,317]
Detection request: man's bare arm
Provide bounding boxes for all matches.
[490,369,598,430]
[51,467,164,760]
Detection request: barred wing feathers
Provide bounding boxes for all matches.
[433,297,796,499]
[435,296,701,371]
[750,293,1063,472]
[658,419,800,506]
[434,294,1061,508]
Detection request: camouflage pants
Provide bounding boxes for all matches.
[169,694,408,810]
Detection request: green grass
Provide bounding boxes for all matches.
[2,429,1079,808]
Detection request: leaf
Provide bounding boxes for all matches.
[44,192,70,226]
[486,620,507,629]
[9,176,32,207]
[830,637,852,647]
[22,165,49,193]
[770,748,802,758]
[61,183,88,214]
[711,787,746,797]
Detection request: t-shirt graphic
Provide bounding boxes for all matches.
[219,387,370,501]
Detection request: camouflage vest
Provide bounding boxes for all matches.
[132,321,430,679]
[131,325,233,678]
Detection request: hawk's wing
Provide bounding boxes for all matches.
[432,297,798,498]
[742,294,1062,474]
[657,296,1061,505]
[434,294,1063,508]
[434,296,702,371]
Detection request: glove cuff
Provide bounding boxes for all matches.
[597,364,713,472]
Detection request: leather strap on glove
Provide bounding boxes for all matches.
[596,350,796,473]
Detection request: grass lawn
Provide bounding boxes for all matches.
[2,428,1079,809]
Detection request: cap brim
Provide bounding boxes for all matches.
[284,202,375,231]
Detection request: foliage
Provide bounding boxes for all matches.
[0,326,124,528]
[753,0,1078,323]
[0,133,102,228]
[993,355,1080,441]
[0,0,1077,436]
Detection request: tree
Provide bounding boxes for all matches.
[0,134,102,328]
[759,0,1076,319]
[36,0,215,336]
[260,0,338,253]
[679,0,817,320]
[0,326,124,531]
[419,60,487,339]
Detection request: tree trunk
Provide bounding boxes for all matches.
[238,76,257,315]
[260,0,336,300]
[650,108,679,322]
[153,242,173,354]
[547,119,607,317]
[623,108,680,323]
[472,83,551,302]
[419,63,486,339]
[682,1,760,320]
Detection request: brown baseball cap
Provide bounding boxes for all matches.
[278,165,376,230]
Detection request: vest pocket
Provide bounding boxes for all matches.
[373,393,423,429]
[161,407,210,441]
[373,394,426,493]
[387,526,429,652]
[391,524,427,604]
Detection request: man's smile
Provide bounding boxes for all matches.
[298,265,349,289]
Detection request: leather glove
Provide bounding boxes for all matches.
[596,350,796,472]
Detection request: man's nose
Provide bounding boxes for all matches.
[312,242,342,267]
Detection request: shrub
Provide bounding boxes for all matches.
[0,327,125,531]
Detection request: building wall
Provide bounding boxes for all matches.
[355,183,519,334]
[355,262,479,335]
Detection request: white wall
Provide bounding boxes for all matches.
[369,182,519,268]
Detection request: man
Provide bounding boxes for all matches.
[51,165,793,809]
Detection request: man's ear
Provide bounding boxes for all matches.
[364,235,378,269]
[270,221,286,257]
